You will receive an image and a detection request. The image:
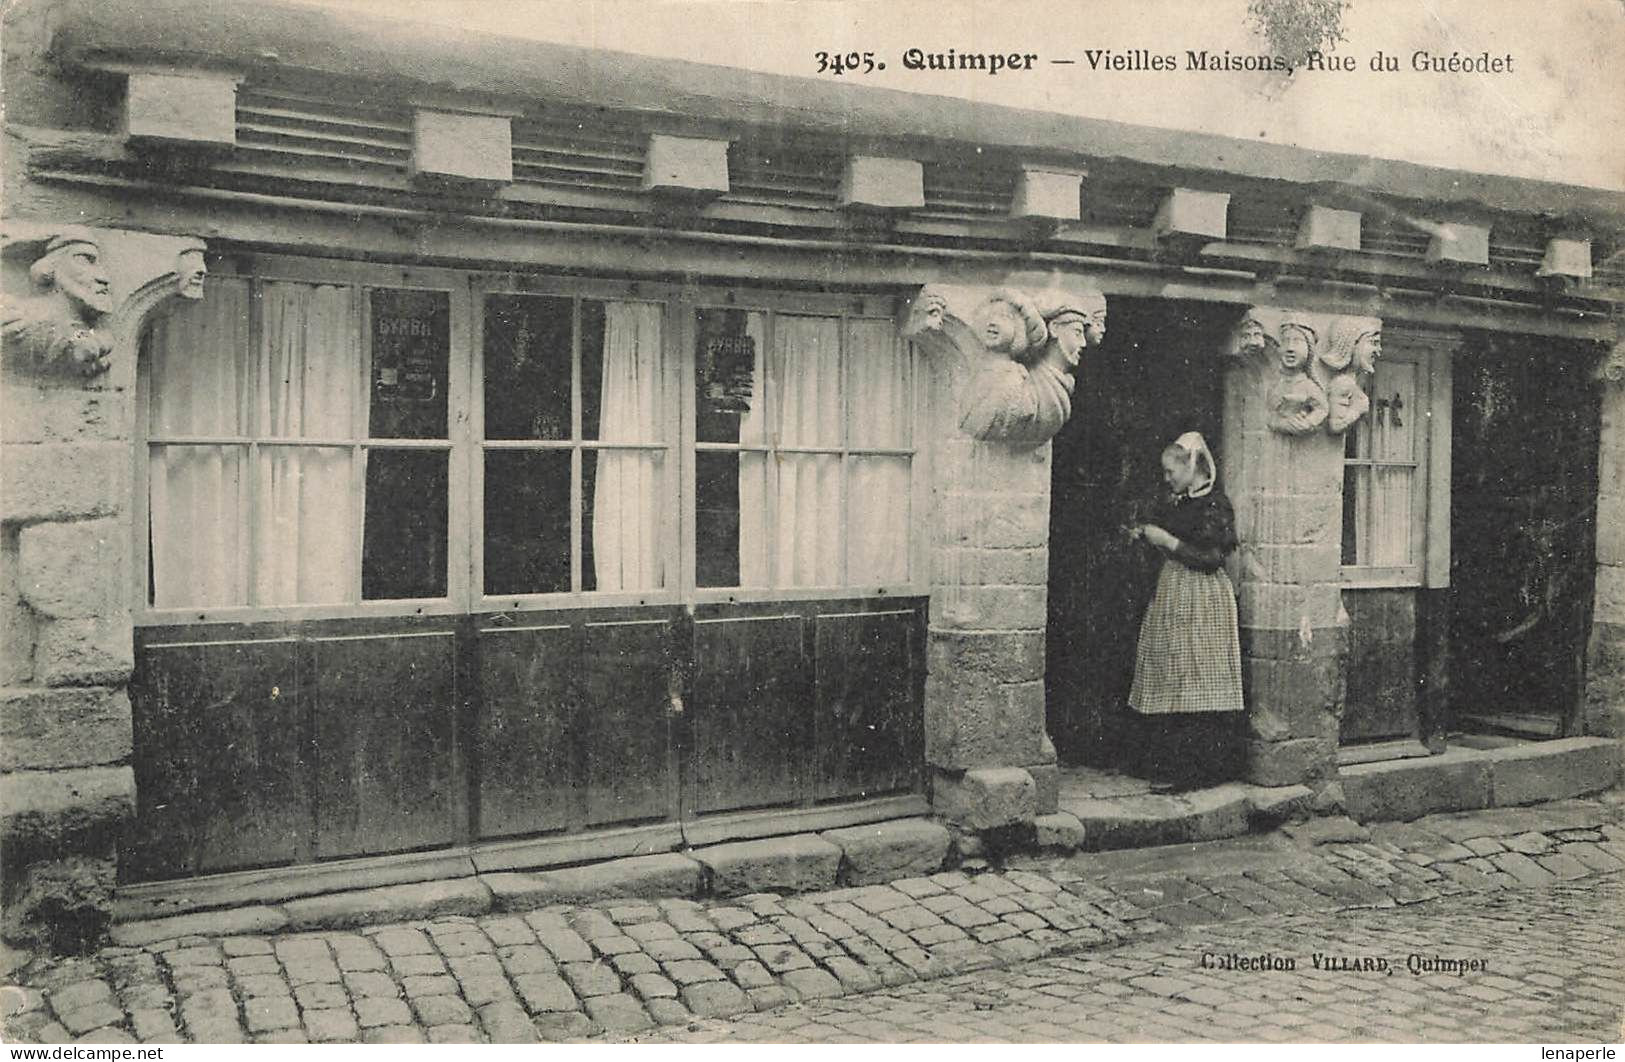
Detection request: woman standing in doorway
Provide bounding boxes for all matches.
[1126,431,1246,791]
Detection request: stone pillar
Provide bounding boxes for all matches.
[1584,341,1625,739]
[1221,307,1381,790]
[1,222,208,951]
[900,279,1106,833]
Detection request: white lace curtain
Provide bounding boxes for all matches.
[591,301,665,591]
[737,314,911,588]
[147,280,358,608]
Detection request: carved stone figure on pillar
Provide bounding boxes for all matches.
[2,228,115,377]
[1319,317,1379,434]
[958,287,1105,444]
[1265,316,1329,435]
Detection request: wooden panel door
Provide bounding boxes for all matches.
[127,634,308,881]
[578,616,675,827]
[311,629,459,859]
[688,612,810,815]
[813,608,924,802]
[476,621,576,839]
[1341,590,1421,742]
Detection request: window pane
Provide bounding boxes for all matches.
[149,445,250,608]
[258,446,358,605]
[580,299,606,441]
[484,450,570,595]
[1371,466,1414,567]
[848,456,911,585]
[848,319,912,449]
[773,315,843,448]
[1342,465,1368,566]
[362,449,447,600]
[1372,361,1418,463]
[589,301,666,444]
[484,294,572,440]
[147,277,252,437]
[776,453,841,586]
[696,451,768,587]
[695,308,764,444]
[258,281,361,440]
[369,289,449,439]
[583,447,665,592]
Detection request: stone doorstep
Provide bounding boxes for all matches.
[109,818,954,944]
[1340,738,1622,825]
[1059,783,1311,852]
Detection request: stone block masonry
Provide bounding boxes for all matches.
[1585,362,1625,740]
[1,224,212,951]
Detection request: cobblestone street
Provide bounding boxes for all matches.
[3,797,1621,1044]
[625,875,1624,1043]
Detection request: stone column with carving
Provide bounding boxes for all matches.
[900,278,1105,846]
[1221,306,1380,796]
[1,224,208,951]
[1585,340,1625,740]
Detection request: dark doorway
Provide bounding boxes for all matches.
[1046,297,1231,766]
[1449,332,1601,736]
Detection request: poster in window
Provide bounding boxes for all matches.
[370,289,450,439]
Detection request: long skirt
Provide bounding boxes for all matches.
[1128,560,1244,716]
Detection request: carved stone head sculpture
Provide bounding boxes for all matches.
[176,242,208,300]
[973,287,1048,363]
[1351,324,1382,375]
[1229,311,1268,361]
[3,227,115,376]
[32,229,114,320]
[1034,288,1107,374]
[1317,316,1367,374]
[1278,317,1317,373]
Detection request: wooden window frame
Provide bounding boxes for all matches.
[1340,331,1454,590]
[134,256,926,626]
[680,291,928,605]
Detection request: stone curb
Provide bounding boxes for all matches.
[8,797,1621,1045]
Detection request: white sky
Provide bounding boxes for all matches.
[290,0,1625,191]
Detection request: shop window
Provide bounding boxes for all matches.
[138,259,918,621]
[480,294,668,597]
[693,308,915,591]
[1341,340,1449,586]
[142,277,452,609]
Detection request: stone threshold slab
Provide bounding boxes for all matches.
[1339,736,1621,824]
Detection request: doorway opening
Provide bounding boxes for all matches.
[1046,297,1232,770]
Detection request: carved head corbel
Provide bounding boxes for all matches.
[1321,316,1381,435]
[175,241,208,300]
[972,287,1048,363]
[1226,309,1270,364]
[1033,288,1107,375]
[3,227,115,377]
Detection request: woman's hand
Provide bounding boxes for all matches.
[1141,525,1178,551]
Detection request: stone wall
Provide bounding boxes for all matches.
[901,280,1106,833]
[1585,349,1625,740]
[1,223,203,950]
[1221,307,1380,791]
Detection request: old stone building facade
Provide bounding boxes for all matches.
[2,0,1621,948]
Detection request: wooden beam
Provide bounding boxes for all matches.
[1297,205,1361,252]
[1011,165,1082,222]
[124,71,239,149]
[643,134,730,197]
[412,110,513,185]
[841,156,924,210]
[1153,187,1229,241]
[1425,220,1490,266]
[1537,236,1593,279]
